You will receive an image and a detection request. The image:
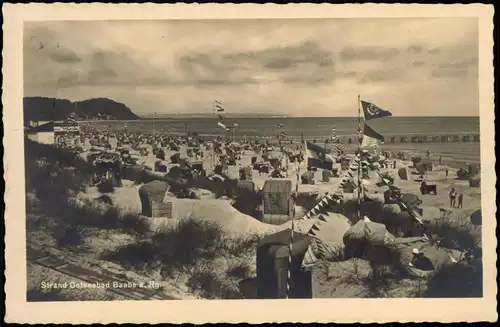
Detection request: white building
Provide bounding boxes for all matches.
[26,121,55,145]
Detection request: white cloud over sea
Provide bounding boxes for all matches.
[24,18,479,117]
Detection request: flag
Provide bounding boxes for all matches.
[215,101,225,112]
[361,123,385,149]
[277,123,284,128]
[218,114,224,121]
[280,131,288,137]
[217,121,228,130]
[305,141,334,170]
[361,100,392,120]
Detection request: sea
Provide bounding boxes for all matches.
[87,116,480,138]
[84,116,481,167]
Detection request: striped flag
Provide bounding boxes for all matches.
[215,100,225,112]
[217,121,228,130]
[280,131,288,137]
[361,123,385,149]
[305,141,334,170]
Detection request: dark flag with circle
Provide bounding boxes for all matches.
[361,100,392,120]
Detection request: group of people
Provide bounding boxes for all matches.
[449,187,464,208]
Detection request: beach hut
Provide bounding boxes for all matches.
[398,167,410,180]
[256,229,313,299]
[321,169,331,182]
[340,157,350,171]
[341,180,356,193]
[239,166,253,181]
[469,175,481,188]
[420,181,437,195]
[301,171,315,185]
[343,220,395,260]
[170,152,181,164]
[441,135,448,143]
[154,160,168,173]
[262,180,294,225]
[178,157,190,169]
[138,180,172,218]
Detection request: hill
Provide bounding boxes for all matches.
[23,97,141,124]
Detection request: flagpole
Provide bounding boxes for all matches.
[212,99,215,174]
[153,112,156,137]
[357,94,363,221]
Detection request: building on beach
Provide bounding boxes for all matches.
[26,121,55,144]
[26,120,81,146]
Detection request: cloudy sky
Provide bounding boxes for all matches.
[24,18,479,117]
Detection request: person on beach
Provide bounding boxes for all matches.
[393,160,397,169]
[457,193,463,208]
[426,150,430,160]
[445,168,449,179]
[449,187,457,207]
[439,156,442,165]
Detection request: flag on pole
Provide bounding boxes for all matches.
[304,141,334,170]
[361,100,392,120]
[361,123,385,149]
[217,121,228,130]
[215,100,225,112]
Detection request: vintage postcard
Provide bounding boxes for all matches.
[3,3,497,324]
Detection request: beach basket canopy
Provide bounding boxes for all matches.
[343,220,393,245]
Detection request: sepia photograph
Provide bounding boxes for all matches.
[3,3,496,324]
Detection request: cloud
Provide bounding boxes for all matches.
[412,60,426,67]
[438,58,477,70]
[340,46,400,61]
[428,47,441,54]
[23,18,479,116]
[177,41,335,86]
[407,44,424,54]
[358,68,402,84]
[431,68,470,78]
[50,49,82,64]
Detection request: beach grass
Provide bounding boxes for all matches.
[425,259,482,297]
[426,210,481,251]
